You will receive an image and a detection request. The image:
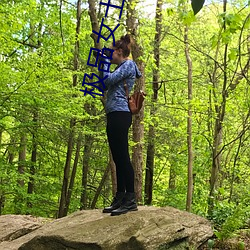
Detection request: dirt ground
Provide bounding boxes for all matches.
[199,230,250,250]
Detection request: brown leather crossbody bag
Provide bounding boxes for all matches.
[123,80,146,114]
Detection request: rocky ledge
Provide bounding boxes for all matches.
[0,206,214,250]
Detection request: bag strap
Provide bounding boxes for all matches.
[123,79,129,100]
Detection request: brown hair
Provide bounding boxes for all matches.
[114,34,132,57]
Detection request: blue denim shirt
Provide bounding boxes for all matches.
[100,59,142,114]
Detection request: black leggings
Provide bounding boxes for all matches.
[106,111,134,192]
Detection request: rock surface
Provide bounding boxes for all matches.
[0,214,48,243]
[0,206,214,250]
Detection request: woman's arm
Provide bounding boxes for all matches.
[100,58,133,87]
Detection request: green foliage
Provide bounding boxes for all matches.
[214,204,250,240]
[207,239,215,249]
[209,200,236,226]
[0,2,249,240]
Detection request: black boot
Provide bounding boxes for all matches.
[102,192,125,213]
[111,192,138,216]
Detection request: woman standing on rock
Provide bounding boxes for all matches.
[99,34,142,216]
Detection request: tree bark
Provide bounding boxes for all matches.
[168,96,177,190]
[144,0,162,205]
[64,133,82,215]
[18,135,26,187]
[58,118,75,218]
[0,194,4,215]
[15,134,27,214]
[27,110,38,208]
[208,0,228,216]
[184,25,193,212]
[126,0,145,203]
[0,129,2,147]
[7,137,15,164]
[0,127,4,213]
[80,134,93,210]
[27,7,43,208]
[87,0,102,50]
[73,0,81,87]
[58,0,81,218]
[87,0,116,202]
[91,163,110,209]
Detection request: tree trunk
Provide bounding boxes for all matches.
[73,0,81,87]
[144,0,162,205]
[87,0,116,201]
[0,194,4,215]
[208,0,228,216]
[27,110,38,208]
[168,96,177,190]
[64,133,82,215]
[0,127,4,213]
[91,164,110,209]
[58,0,81,218]
[80,134,93,210]
[87,0,102,50]
[15,134,27,214]
[168,165,176,190]
[18,135,26,187]
[7,137,15,164]
[0,129,2,147]
[184,25,193,212]
[0,129,4,214]
[126,0,145,203]
[58,119,75,218]
[27,9,42,208]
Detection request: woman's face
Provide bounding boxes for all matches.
[110,46,123,65]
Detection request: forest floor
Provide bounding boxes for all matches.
[200,230,250,249]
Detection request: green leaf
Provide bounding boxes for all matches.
[181,10,196,26]
[191,0,205,15]
[228,48,238,61]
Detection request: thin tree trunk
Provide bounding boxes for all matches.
[0,127,4,213]
[80,134,93,210]
[168,166,176,190]
[58,0,81,218]
[184,25,193,212]
[229,136,242,202]
[87,0,116,202]
[208,0,228,216]
[58,119,75,218]
[64,133,82,215]
[15,135,27,214]
[0,129,4,214]
[27,110,38,209]
[0,194,4,215]
[126,0,145,203]
[144,0,162,205]
[0,129,2,146]
[28,131,36,193]
[27,8,43,207]
[18,135,26,187]
[73,0,81,87]
[87,0,102,50]
[7,137,15,164]
[91,164,110,209]
[168,96,177,190]
[81,0,102,207]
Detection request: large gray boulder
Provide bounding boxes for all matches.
[0,206,214,250]
[0,214,49,243]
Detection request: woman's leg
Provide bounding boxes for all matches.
[106,111,134,193]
